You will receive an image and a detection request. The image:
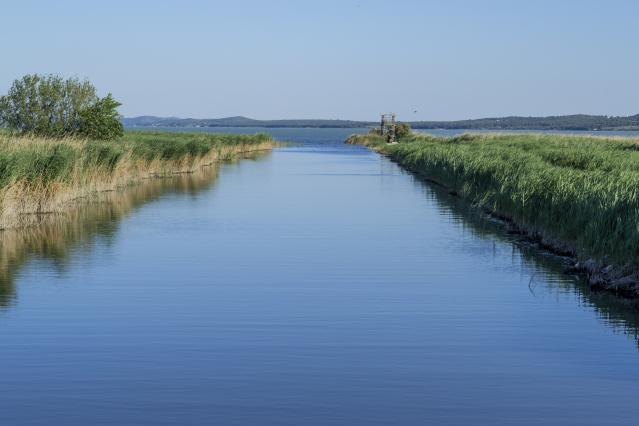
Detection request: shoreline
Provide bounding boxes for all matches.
[0,131,275,230]
[347,133,639,298]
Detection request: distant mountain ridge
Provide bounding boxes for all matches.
[122,114,639,131]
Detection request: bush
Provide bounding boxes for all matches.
[0,74,123,140]
[396,122,412,139]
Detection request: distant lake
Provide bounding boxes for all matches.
[2,127,639,425]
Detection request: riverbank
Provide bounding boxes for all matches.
[347,132,639,297]
[0,130,274,229]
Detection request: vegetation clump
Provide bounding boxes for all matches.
[0,74,123,140]
[395,122,411,139]
[348,132,639,294]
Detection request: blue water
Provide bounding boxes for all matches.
[1,128,639,425]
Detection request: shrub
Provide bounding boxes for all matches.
[396,122,412,139]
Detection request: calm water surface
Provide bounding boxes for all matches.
[2,128,639,425]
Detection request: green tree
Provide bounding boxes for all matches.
[0,74,123,140]
[78,94,123,140]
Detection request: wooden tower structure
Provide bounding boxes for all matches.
[380,113,397,144]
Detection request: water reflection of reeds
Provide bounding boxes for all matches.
[0,152,269,309]
[406,170,639,348]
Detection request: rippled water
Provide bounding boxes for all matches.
[2,128,639,425]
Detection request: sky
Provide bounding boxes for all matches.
[1,0,637,121]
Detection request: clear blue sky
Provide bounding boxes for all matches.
[1,0,637,120]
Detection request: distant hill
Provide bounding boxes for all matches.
[122,114,639,131]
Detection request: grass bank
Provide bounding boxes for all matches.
[347,132,639,296]
[0,130,274,228]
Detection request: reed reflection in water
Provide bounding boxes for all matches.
[409,170,639,349]
[0,152,269,310]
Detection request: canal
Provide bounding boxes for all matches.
[1,128,639,425]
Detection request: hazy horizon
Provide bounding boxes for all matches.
[2,0,638,121]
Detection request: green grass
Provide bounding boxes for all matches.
[0,130,273,185]
[349,132,639,269]
[0,130,274,228]
[123,130,272,160]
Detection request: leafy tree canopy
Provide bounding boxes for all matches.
[0,74,123,140]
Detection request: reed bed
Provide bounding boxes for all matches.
[0,130,274,228]
[348,132,639,287]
